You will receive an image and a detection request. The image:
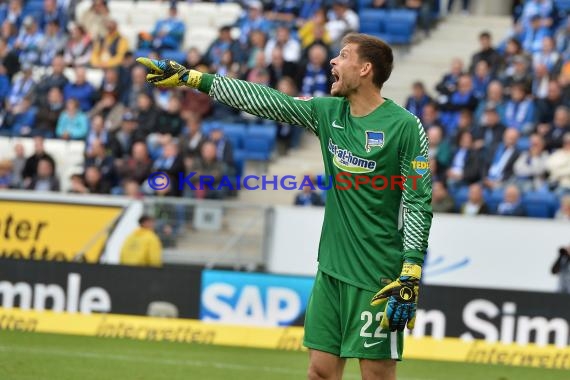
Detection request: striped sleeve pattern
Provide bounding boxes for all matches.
[399,116,433,263]
[209,76,318,134]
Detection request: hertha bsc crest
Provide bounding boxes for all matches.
[365,130,384,152]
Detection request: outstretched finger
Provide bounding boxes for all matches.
[136,57,165,73]
[146,73,165,84]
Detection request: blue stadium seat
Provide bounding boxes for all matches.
[450,186,469,211]
[384,10,417,45]
[222,123,247,150]
[555,0,570,12]
[359,9,388,35]
[243,137,272,161]
[358,0,374,11]
[201,121,222,135]
[523,191,559,218]
[247,124,277,151]
[486,188,505,214]
[517,136,530,151]
[233,149,246,178]
[161,50,186,63]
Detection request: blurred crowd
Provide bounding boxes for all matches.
[423,0,570,219]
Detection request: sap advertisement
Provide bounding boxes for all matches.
[200,270,314,327]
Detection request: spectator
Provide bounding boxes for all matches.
[1,21,18,50]
[435,57,464,97]
[519,0,554,31]
[448,0,470,14]
[183,46,205,69]
[179,112,207,159]
[63,67,95,112]
[209,126,235,169]
[551,245,570,294]
[556,17,570,60]
[504,83,535,135]
[187,141,229,199]
[546,132,570,195]
[0,36,20,79]
[499,37,526,80]
[326,0,359,50]
[152,181,182,247]
[471,60,492,100]
[299,44,332,97]
[265,0,301,27]
[244,51,270,86]
[267,46,299,88]
[496,184,525,217]
[14,16,43,65]
[452,109,474,142]
[542,105,570,151]
[68,173,88,194]
[532,63,550,99]
[84,139,115,184]
[275,76,298,154]
[6,62,34,110]
[244,29,267,71]
[2,97,36,137]
[501,55,532,94]
[122,65,153,109]
[295,183,324,206]
[0,159,13,189]
[446,131,483,189]
[83,165,111,194]
[90,19,129,69]
[439,74,478,135]
[431,181,455,213]
[0,64,8,106]
[236,1,271,47]
[473,105,506,153]
[405,81,432,121]
[421,102,443,131]
[36,55,69,107]
[108,112,138,159]
[513,133,549,191]
[152,141,184,182]
[10,143,26,188]
[460,183,489,215]
[470,31,502,75]
[144,4,184,52]
[532,36,561,73]
[25,157,60,192]
[536,80,563,125]
[298,7,332,50]
[22,136,56,184]
[38,21,67,67]
[484,128,521,189]
[135,92,160,139]
[521,14,551,54]
[264,25,301,65]
[35,86,64,137]
[204,26,242,71]
[215,50,240,78]
[114,141,152,185]
[1,0,24,30]
[474,80,506,127]
[554,195,570,220]
[89,91,126,132]
[85,114,108,155]
[39,0,67,31]
[147,96,184,157]
[63,23,92,67]
[56,98,89,140]
[77,0,110,40]
[119,215,162,268]
[122,178,143,199]
[427,125,452,178]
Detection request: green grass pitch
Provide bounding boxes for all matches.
[0,330,567,380]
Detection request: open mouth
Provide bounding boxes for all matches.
[332,70,340,83]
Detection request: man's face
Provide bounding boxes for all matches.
[330,43,364,97]
[468,185,483,203]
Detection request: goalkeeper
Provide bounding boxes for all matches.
[138,32,432,380]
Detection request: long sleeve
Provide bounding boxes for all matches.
[399,116,433,266]
[198,74,319,135]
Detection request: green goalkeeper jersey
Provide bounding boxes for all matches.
[198,75,433,292]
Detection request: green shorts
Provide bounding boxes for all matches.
[303,270,404,360]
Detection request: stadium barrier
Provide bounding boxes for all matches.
[2,259,570,369]
[1,307,569,370]
[267,207,568,292]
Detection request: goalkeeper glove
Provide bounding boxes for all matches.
[136,57,203,88]
[370,261,421,331]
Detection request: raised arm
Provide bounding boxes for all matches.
[136,58,318,134]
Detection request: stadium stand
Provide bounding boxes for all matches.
[1,0,568,227]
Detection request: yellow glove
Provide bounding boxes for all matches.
[370,262,421,331]
[136,57,203,88]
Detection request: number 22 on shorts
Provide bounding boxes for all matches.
[359,311,388,339]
